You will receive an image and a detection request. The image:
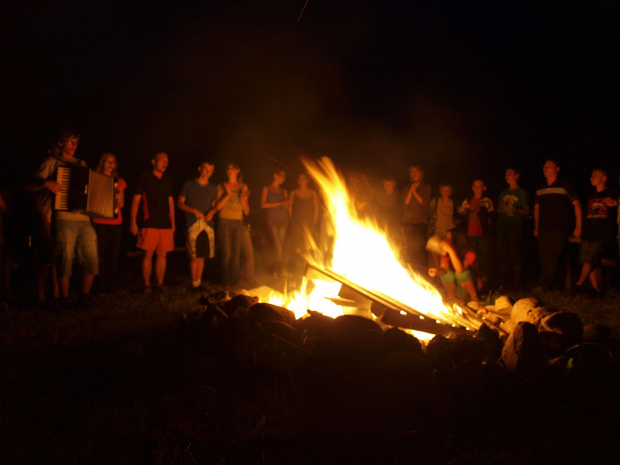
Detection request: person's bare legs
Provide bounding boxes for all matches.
[155,250,167,287]
[142,249,155,288]
[442,284,456,299]
[190,257,205,286]
[588,266,602,292]
[576,263,592,287]
[59,277,71,299]
[82,274,95,294]
[460,280,478,302]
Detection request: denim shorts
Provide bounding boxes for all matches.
[55,219,99,278]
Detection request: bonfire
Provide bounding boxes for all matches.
[253,157,482,340]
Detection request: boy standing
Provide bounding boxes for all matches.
[177,161,218,290]
[458,179,494,288]
[401,165,431,270]
[374,174,401,250]
[130,152,175,292]
[31,129,98,309]
[533,159,581,291]
[574,169,618,294]
[428,183,456,238]
[496,168,530,289]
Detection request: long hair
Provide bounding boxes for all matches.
[96,152,119,177]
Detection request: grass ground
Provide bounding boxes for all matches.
[1,252,619,464]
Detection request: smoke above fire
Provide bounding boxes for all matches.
[103,2,493,195]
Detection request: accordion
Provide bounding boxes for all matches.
[54,166,118,219]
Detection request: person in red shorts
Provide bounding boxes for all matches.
[129,152,175,292]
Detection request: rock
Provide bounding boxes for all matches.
[199,290,228,305]
[583,323,612,345]
[510,297,550,325]
[246,319,311,370]
[295,310,335,341]
[426,335,457,369]
[195,304,228,324]
[476,323,503,362]
[537,312,583,357]
[222,295,258,316]
[331,314,383,355]
[500,320,517,335]
[250,302,296,325]
[539,331,579,357]
[494,295,513,315]
[382,327,422,354]
[538,311,583,342]
[250,319,300,343]
[501,322,548,379]
[564,343,619,396]
[451,334,486,365]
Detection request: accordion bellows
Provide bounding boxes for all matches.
[55,166,118,219]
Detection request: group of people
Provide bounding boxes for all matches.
[366,159,618,301]
[22,129,260,309]
[0,129,617,310]
[0,129,324,310]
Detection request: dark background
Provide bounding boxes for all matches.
[2,0,619,213]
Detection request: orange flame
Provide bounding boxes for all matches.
[258,157,477,338]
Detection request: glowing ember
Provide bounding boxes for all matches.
[257,157,478,337]
[255,278,343,320]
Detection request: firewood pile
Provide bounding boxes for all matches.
[191,291,618,403]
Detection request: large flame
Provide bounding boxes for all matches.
[258,157,476,337]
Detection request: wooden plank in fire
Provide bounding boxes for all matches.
[305,263,471,336]
[377,305,470,337]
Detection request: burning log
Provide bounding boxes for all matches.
[378,307,470,337]
[305,262,479,336]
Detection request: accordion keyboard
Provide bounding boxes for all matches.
[54,166,72,211]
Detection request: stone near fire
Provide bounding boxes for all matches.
[251,319,300,343]
[452,334,486,365]
[222,294,258,316]
[501,322,548,379]
[500,320,517,335]
[537,312,584,356]
[476,323,503,363]
[331,314,383,355]
[199,290,228,306]
[425,335,457,369]
[539,331,579,357]
[382,327,422,354]
[250,302,296,325]
[509,297,549,325]
[494,295,513,314]
[538,311,583,341]
[295,310,335,340]
[582,323,612,345]
[563,342,619,396]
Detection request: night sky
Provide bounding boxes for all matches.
[2,1,619,207]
